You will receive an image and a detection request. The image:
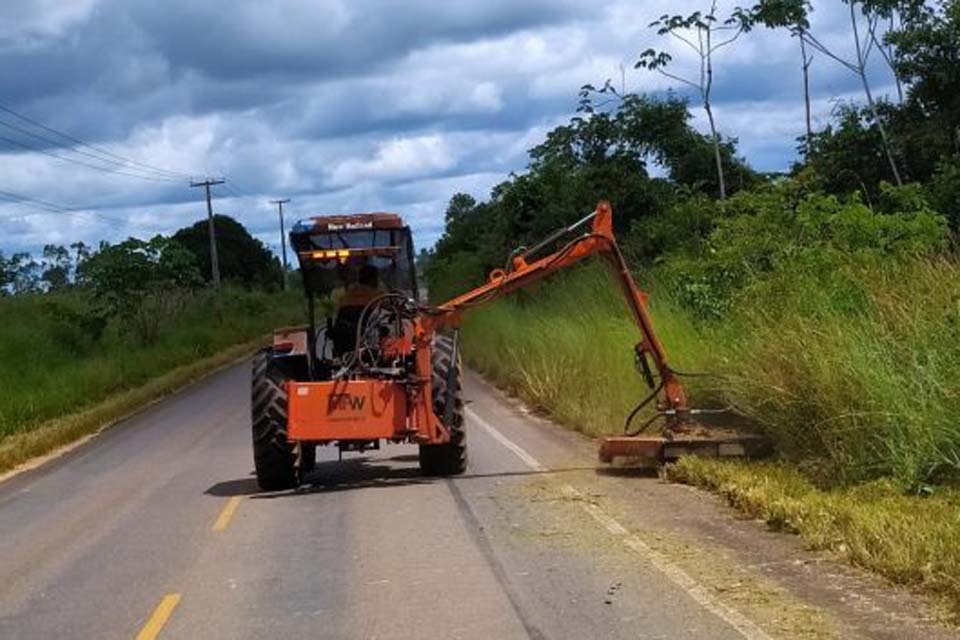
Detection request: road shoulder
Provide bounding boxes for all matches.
[463,370,957,639]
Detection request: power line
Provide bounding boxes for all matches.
[0,188,76,213]
[0,102,194,180]
[0,134,183,184]
[0,189,131,226]
[221,183,247,198]
[0,189,125,224]
[0,117,188,181]
[217,179,260,201]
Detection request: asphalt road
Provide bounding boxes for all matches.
[0,362,953,639]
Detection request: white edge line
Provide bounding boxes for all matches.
[467,407,546,472]
[466,407,774,640]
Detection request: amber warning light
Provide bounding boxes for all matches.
[300,247,401,264]
[309,249,351,260]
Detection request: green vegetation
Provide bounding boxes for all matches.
[173,215,283,289]
[460,207,959,490]
[0,337,267,474]
[450,182,960,617]
[0,287,301,443]
[424,0,960,609]
[0,215,302,471]
[668,458,960,616]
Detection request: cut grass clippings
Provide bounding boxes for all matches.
[0,338,264,476]
[667,458,960,618]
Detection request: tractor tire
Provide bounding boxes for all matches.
[419,332,467,476]
[251,351,300,490]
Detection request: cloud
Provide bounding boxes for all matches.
[0,0,100,46]
[329,135,457,186]
[0,0,884,257]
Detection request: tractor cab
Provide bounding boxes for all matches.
[283,212,420,379]
[290,212,419,300]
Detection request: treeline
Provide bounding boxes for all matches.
[0,215,283,345]
[0,215,280,296]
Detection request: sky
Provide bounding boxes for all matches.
[0,0,900,258]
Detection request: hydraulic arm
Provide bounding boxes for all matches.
[421,200,690,430]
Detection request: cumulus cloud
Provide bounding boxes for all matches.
[330,135,457,186]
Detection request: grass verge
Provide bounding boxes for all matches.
[0,286,303,476]
[0,287,301,438]
[0,337,264,476]
[668,458,960,618]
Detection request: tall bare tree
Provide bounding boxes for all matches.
[755,1,905,184]
[862,0,928,104]
[636,1,751,199]
[848,0,904,184]
[747,0,815,154]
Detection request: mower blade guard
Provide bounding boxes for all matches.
[598,431,770,465]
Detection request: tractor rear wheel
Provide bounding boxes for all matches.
[251,351,301,490]
[419,332,467,476]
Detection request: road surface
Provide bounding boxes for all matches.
[0,362,952,639]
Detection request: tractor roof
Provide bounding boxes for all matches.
[291,212,405,235]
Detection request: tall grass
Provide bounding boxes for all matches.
[462,266,706,436]
[462,259,960,488]
[0,287,303,439]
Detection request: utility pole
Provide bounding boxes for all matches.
[190,178,225,289]
[270,198,291,290]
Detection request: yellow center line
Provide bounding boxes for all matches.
[135,593,181,640]
[212,495,243,532]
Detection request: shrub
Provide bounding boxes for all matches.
[655,180,946,320]
[927,155,960,230]
[79,236,203,344]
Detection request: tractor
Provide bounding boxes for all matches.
[251,201,763,490]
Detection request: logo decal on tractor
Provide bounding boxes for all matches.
[329,393,366,411]
[328,222,374,230]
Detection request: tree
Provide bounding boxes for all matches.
[805,103,892,200]
[41,244,72,291]
[758,0,907,184]
[573,90,756,198]
[7,252,40,295]
[0,252,8,295]
[426,91,760,298]
[747,0,815,153]
[70,241,92,287]
[636,1,752,199]
[80,236,202,343]
[806,1,959,193]
[886,0,959,159]
[847,0,904,184]
[172,215,281,290]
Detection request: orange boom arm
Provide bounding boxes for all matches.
[421,200,690,424]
